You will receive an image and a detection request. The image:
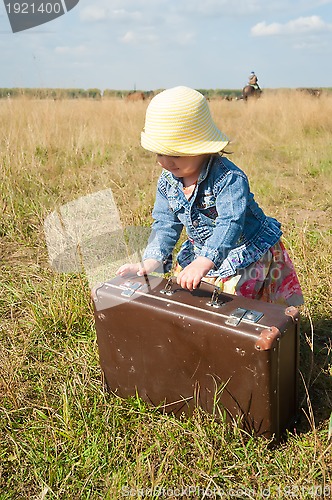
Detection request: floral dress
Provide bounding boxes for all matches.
[175,240,304,307]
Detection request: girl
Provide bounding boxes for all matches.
[116,86,303,306]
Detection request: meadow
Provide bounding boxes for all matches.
[0,91,331,499]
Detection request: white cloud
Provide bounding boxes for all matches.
[80,6,108,22]
[55,45,89,55]
[173,32,196,45]
[120,30,158,44]
[78,0,332,25]
[78,0,265,25]
[293,39,327,49]
[176,0,263,17]
[251,15,332,36]
[80,6,141,23]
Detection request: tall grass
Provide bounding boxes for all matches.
[1,92,331,499]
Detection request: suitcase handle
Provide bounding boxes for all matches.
[160,276,224,308]
[159,277,267,325]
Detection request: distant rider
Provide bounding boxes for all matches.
[248,71,261,91]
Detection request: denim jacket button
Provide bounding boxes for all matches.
[192,220,199,227]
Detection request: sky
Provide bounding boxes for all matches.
[0,0,332,91]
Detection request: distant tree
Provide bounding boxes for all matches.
[66,88,87,99]
[87,88,102,99]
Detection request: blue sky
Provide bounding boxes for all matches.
[0,0,331,91]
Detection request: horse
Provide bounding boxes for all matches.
[241,85,262,101]
[126,91,146,101]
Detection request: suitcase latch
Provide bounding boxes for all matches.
[243,310,264,323]
[120,281,142,297]
[160,277,175,296]
[207,287,224,308]
[226,308,264,326]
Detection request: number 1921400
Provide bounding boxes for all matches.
[6,2,62,14]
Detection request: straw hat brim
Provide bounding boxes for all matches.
[141,131,229,156]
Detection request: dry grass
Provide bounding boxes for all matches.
[1,92,331,498]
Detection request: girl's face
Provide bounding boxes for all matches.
[156,154,209,180]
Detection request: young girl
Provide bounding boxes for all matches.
[116,86,303,306]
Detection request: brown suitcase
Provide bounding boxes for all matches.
[92,275,300,440]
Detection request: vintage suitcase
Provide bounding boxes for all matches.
[92,275,300,440]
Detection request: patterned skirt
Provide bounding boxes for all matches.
[174,240,304,307]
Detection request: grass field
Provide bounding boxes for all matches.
[1,91,331,499]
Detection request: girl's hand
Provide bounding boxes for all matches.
[116,259,160,277]
[116,263,141,277]
[176,257,215,291]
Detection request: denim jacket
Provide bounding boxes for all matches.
[143,154,282,278]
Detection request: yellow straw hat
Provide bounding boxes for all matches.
[141,86,229,156]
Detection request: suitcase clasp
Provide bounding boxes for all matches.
[225,307,264,326]
[120,281,142,297]
[207,287,224,308]
[160,277,175,296]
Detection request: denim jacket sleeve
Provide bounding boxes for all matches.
[142,180,183,263]
[198,171,249,268]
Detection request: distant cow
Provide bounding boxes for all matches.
[296,88,321,97]
[126,91,146,101]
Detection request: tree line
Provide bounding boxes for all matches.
[1,87,330,100]
[0,88,244,100]
[0,88,153,100]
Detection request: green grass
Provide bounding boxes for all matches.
[0,96,331,499]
